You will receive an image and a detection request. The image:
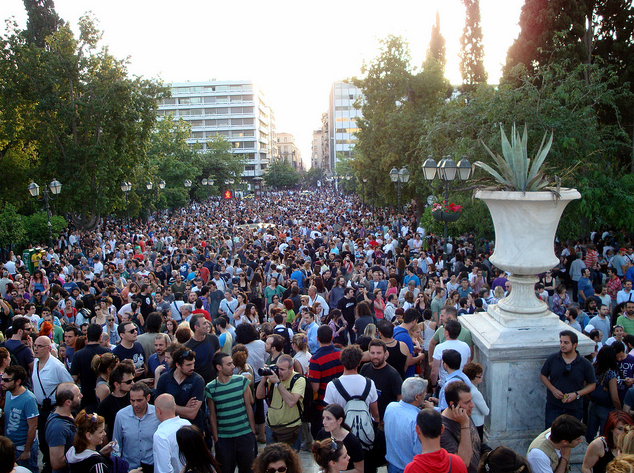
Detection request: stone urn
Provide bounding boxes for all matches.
[474,189,581,326]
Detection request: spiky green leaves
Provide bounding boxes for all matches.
[475,123,553,191]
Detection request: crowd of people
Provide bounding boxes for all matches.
[0,188,634,473]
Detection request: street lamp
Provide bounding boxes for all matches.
[120,181,132,229]
[361,177,368,207]
[28,179,62,247]
[423,155,472,264]
[389,166,410,237]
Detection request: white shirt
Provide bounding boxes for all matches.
[433,339,471,386]
[323,374,378,408]
[527,432,561,473]
[32,355,73,405]
[153,416,191,473]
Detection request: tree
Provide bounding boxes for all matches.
[0,203,26,259]
[22,0,63,47]
[426,11,446,71]
[303,167,323,188]
[0,15,168,230]
[459,0,488,91]
[263,160,301,189]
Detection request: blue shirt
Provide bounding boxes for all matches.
[403,274,421,288]
[112,404,161,469]
[307,322,319,354]
[437,371,474,411]
[5,389,39,447]
[148,353,169,376]
[290,270,305,289]
[384,400,421,470]
[393,326,415,378]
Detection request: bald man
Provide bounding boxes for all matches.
[153,394,191,473]
[32,336,73,473]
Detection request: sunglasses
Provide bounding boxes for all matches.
[1,377,14,383]
[120,379,134,385]
[266,468,287,473]
[127,328,137,334]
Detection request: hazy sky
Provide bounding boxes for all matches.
[4,0,525,168]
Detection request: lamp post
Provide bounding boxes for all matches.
[28,179,62,247]
[120,181,132,229]
[184,179,192,203]
[422,155,472,264]
[361,177,368,207]
[389,166,410,238]
[224,178,235,258]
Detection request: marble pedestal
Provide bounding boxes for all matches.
[460,307,594,456]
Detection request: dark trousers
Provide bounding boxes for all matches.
[38,409,52,473]
[545,403,583,430]
[310,409,324,440]
[216,432,256,473]
[364,428,386,473]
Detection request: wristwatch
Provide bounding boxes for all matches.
[575,391,580,399]
[275,382,280,389]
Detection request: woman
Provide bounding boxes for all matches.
[232,343,255,398]
[583,411,634,473]
[29,269,50,302]
[244,303,259,326]
[164,318,178,341]
[233,292,248,326]
[373,289,385,320]
[540,269,557,308]
[587,345,621,443]
[552,284,571,321]
[356,324,376,353]
[463,362,490,442]
[325,309,347,346]
[237,273,250,298]
[65,411,118,473]
[312,437,353,473]
[315,277,330,307]
[264,277,285,310]
[292,334,311,375]
[253,442,302,473]
[268,295,284,322]
[282,299,296,326]
[385,278,398,300]
[249,272,265,319]
[91,353,119,403]
[176,425,221,473]
[315,404,364,473]
[328,277,346,311]
[402,291,415,311]
[91,306,108,327]
[478,446,530,473]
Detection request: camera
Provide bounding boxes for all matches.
[258,365,279,377]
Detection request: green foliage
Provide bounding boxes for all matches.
[22,0,64,47]
[0,203,27,251]
[426,11,446,71]
[263,160,301,189]
[303,167,323,187]
[419,193,493,241]
[476,124,554,191]
[22,212,66,246]
[459,0,487,90]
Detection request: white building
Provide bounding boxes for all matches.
[157,80,275,182]
[327,81,363,172]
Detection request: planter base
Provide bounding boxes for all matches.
[491,275,555,327]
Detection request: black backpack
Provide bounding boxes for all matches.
[274,325,293,355]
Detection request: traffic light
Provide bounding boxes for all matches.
[223,190,233,199]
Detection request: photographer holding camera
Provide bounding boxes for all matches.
[256,354,305,445]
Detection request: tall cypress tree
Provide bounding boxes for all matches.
[22,0,63,47]
[459,0,487,91]
[426,11,446,71]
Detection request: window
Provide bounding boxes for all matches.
[190,120,203,127]
[190,108,202,115]
[191,131,203,138]
[204,97,216,104]
[163,98,176,105]
[216,96,229,103]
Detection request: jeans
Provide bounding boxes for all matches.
[586,402,614,443]
[15,441,39,473]
[216,432,256,473]
[387,464,404,473]
[545,403,583,430]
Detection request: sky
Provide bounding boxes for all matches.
[4,0,525,169]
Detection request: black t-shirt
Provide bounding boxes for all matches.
[185,334,220,384]
[97,393,130,442]
[112,342,146,374]
[136,294,155,318]
[360,363,403,420]
[156,370,205,433]
[70,343,109,412]
[541,351,596,409]
[337,297,356,324]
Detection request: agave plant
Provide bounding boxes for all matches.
[475,123,554,191]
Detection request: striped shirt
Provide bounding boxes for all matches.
[205,375,251,438]
[308,344,344,410]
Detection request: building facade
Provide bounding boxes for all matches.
[311,129,325,170]
[276,132,303,171]
[327,81,363,173]
[157,80,275,183]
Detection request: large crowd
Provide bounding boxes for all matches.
[1,188,634,473]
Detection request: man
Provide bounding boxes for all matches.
[2,365,39,473]
[153,394,191,473]
[70,324,109,413]
[431,320,472,389]
[112,321,147,379]
[436,350,477,412]
[170,273,186,296]
[337,287,357,341]
[308,285,329,318]
[137,312,162,360]
[180,303,193,322]
[208,281,224,320]
[570,253,586,302]
[206,352,256,473]
[218,291,237,320]
[155,346,205,434]
[613,247,628,278]
[456,278,473,299]
[405,408,467,473]
[394,309,426,379]
[428,307,474,365]
[540,330,596,427]
[112,382,160,470]
[384,377,431,473]
[256,354,305,445]
[367,271,388,298]
[303,309,319,354]
[62,326,79,371]
[32,336,73,473]
[578,268,594,304]
[148,333,170,379]
[185,314,220,384]
[136,284,155,321]
[4,316,34,389]
[46,383,81,473]
[588,304,611,344]
[97,361,136,441]
[440,382,480,473]
[264,334,285,366]
[617,300,634,335]
[377,319,411,380]
[430,288,445,322]
[272,312,293,355]
[361,339,404,473]
[308,324,344,438]
[169,292,184,322]
[617,280,634,306]
[384,293,398,322]
[527,414,586,473]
